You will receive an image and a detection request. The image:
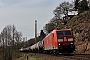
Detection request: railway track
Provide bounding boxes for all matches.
[59,54,90,60]
[29,53,90,60]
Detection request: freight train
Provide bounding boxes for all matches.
[19,28,75,54]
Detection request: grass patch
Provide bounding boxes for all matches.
[15,53,41,60]
[16,57,25,60]
[31,56,40,60]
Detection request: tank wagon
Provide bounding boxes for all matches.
[19,47,30,52]
[30,40,44,53]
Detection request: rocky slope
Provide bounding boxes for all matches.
[67,11,90,54]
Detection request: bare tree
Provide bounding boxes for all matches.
[44,1,73,34]
[44,22,55,34]
[0,24,22,60]
[54,1,73,20]
[15,31,22,49]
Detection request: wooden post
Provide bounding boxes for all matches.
[26,56,28,60]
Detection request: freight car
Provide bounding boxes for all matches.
[30,40,44,53]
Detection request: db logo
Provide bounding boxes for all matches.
[64,37,67,41]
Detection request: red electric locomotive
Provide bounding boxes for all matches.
[43,28,75,54]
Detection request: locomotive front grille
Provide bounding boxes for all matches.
[58,44,75,53]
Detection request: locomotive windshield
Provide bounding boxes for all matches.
[57,30,72,36]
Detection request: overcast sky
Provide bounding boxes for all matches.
[0,0,73,40]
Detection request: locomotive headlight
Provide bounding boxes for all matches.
[70,43,73,44]
[59,43,61,45]
[68,38,73,41]
[58,39,63,42]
